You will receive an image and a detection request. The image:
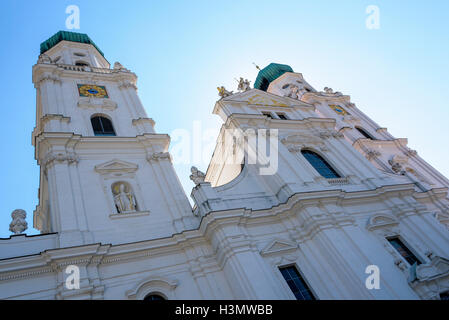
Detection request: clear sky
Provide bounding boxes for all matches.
[0,0,448,237]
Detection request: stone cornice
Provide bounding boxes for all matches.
[0,183,426,279]
[32,63,137,86]
[132,117,155,127]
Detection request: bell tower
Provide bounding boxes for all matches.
[32,31,196,248]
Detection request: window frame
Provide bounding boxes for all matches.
[355,127,375,140]
[91,115,116,136]
[278,264,317,300]
[386,236,423,266]
[262,111,274,119]
[276,112,288,120]
[300,149,342,179]
[143,293,167,301]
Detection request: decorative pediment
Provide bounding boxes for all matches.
[95,159,138,175]
[366,214,399,231]
[260,239,298,256]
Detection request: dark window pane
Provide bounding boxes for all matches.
[277,113,288,120]
[388,238,421,266]
[356,127,374,140]
[279,266,315,300]
[262,112,273,119]
[91,116,116,136]
[301,150,340,179]
[144,294,165,301]
[91,117,102,133]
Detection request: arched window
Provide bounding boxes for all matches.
[301,150,340,179]
[91,116,116,136]
[356,127,375,140]
[144,294,166,301]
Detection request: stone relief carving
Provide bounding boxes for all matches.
[43,152,79,168]
[217,86,233,98]
[118,80,137,90]
[389,159,405,175]
[112,182,137,213]
[190,166,206,185]
[318,130,344,139]
[9,209,28,235]
[365,149,381,160]
[237,77,251,92]
[77,97,117,110]
[147,152,171,162]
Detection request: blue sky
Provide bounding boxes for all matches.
[0,0,448,237]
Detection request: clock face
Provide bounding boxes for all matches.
[329,104,348,116]
[77,84,109,98]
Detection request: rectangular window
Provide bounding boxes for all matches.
[387,237,422,266]
[262,112,274,119]
[279,266,315,300]
[277,113,288,120]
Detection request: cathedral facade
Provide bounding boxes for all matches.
[1,31,449,300]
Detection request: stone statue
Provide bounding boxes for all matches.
[9,209,28,235]
[113,183,137,213]
[322,87,342,96]
[237,77,251,92]
[190,166,206,185]
[217,86,233,98]
[37,54,52,64]
[323,87,333,94]
[113,61,126,70]
[286,85,300,99]
[388,160,404,175]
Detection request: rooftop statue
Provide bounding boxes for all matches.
[237,77,251,92]
[217,86,233,98]
[9,209,28,235]
[190,166,206,185]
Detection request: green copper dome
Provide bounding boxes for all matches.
[254,63,294,91]
[40,31,105,57]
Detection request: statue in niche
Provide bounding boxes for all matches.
[190,166,206,185]
[9,209,28,235]
[112,182,137,213]
[237,77,251,92]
